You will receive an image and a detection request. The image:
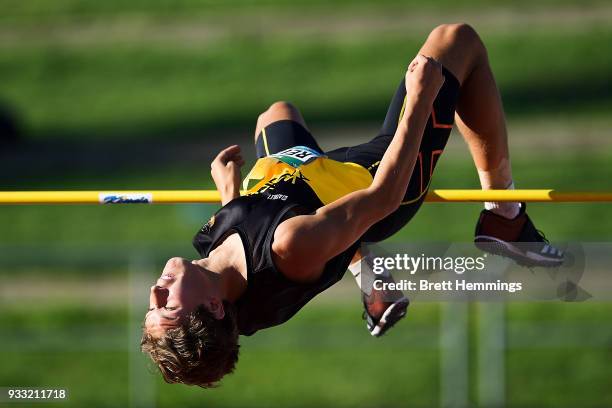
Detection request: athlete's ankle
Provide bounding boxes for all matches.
[477,159,520,219]
[349,247,385,296]
[483,181,521,219]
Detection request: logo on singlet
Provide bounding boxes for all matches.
[267,194,288,201]
[270,146,323,168]
[255,170,309,194]
[201,215,215,233]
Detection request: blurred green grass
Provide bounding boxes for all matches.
[1,29,611,139]
[2,0,611,21]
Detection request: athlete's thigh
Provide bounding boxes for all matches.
[332,67,460,242]
[329,67,459,179]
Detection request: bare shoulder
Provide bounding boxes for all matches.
[271,216,327,283]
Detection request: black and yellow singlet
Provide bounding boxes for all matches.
[193,147,367,336]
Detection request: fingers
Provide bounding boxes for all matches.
[228,147,244,167]
[425,55,443,75]
[408,56,420,72]
[233,156,245,167]
[408,54,428,72]
[215,144,243,164]
[404,53,446,103]
[408,54,442,73]
[228,154,245,167]
[217,144,241,160]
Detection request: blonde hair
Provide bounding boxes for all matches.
[140,302,239,388]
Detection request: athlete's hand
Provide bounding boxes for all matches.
[404,54,445,110]
[211,145,244,205]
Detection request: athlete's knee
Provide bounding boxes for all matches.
[255,101,305,141]
[430,23,479,42]
[429,23,485,56]
[268,100,298,114]
[259,101,298,123]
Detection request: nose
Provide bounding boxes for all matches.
[150,285,169,308]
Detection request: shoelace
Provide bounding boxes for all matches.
[536,229,550,244]
[535,228,565,263]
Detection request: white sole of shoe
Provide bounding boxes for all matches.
[369,297,409,337]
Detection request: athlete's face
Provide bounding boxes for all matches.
[144,257,224,336]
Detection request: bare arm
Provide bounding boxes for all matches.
[211,145,244,206]
[273,56,446,281]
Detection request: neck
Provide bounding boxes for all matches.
[193,236,247,302]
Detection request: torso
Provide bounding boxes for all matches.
[192,154,364,335]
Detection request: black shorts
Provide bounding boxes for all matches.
[255,67,460,242]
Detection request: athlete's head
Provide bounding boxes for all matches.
[140,257,240,387]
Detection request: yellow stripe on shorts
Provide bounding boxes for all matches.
[262,127,271,156]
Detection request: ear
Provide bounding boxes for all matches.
[207,298,225,320]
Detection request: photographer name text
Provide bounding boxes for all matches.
[374,279,523,293]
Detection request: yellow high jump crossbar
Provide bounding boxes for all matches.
[0,190,611,205]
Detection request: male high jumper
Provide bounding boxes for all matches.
[141,24,563,387]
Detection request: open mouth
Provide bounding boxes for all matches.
[159,273,175,281]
